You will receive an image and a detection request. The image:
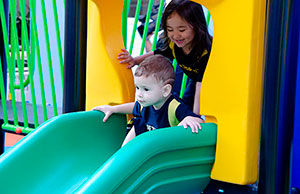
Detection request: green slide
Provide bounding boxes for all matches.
[0,111,217,193]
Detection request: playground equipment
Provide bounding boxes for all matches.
[1,0,300,193]
[0,111,217,193]
[0,0,64,135]
[85,1,135,108]
[86,0,266,185]
[0,0,265,191]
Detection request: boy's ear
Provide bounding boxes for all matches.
[162,84,172,97]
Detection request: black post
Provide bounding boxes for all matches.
[275,0,299,193]
[0,0,9,155]
[63,0,87,113]
[258,0,296,193]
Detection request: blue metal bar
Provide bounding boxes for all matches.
[291,32,300,192]
[258,0,294,193]
[275,1,299,193]
[63,0,87,113]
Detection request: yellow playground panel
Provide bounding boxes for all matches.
[86,0,266,185]
[86,1,135,109]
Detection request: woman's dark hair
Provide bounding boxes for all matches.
[160,0,212,56]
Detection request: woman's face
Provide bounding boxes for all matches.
[166,12,195,54]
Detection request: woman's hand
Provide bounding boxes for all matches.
[117,48,135,68]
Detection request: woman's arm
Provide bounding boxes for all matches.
[193,82,201,114]
[118,49,154,68]
[93,102,135,122]
[134,51,154,65]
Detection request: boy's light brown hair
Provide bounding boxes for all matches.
[134,55,175,86]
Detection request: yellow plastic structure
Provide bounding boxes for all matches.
[195,0,266,184]
[86,0,266,185]
[86,0,135,110]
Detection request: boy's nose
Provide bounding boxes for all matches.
[136,91,143,98]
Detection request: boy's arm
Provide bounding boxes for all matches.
[121,126,136,147]
[175,101,204,133]
[178,116,204,133]
[93,102,135,122]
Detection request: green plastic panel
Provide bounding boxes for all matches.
[0,111,127,193]
[0,111,217,193]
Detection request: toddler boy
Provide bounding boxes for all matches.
[93,55,203,146]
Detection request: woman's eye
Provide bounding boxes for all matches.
[179,29,186,32]
[167,28,173,32]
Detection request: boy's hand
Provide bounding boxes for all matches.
[92,105,115,122]
[178,116,204,133]
[117,48,135,69]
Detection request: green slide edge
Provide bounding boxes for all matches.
[0,111,127,193]
[0,111,217,194]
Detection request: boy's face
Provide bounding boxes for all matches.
[134,75,168,110]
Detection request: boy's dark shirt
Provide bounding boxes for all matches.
[132,95,200,135]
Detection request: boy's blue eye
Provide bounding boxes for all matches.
[135,86,139,90]
[144,88,149,91]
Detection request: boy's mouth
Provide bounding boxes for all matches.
[137,100,145,104]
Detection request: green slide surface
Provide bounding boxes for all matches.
[0,111,217,193]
